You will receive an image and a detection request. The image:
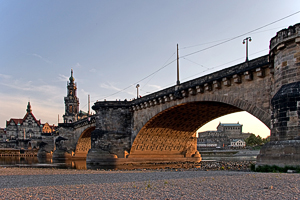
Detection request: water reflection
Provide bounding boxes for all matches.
[0,156,87,170]
[0,155,257,170]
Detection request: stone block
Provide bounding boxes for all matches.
[181,90,188,97]
[244,71,253,81]
[213,80,221,89]
[221,79,230,87]
[204,83,212,91]
[196,86,204,93]
[188,88,196,95]
[233,74,241,83]
[256,67,265,78]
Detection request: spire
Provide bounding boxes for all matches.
[69,69,75,83]
[26,102,32,113]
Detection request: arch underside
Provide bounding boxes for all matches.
[74,126,95,157]
[130,101,244,158]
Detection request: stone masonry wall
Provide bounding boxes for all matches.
[91,102,132,158]
[270,23,300,141]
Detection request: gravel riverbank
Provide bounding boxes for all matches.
[0,166,299,199]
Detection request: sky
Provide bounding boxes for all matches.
[1,1,300,138]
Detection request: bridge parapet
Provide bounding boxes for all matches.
[91,55,270,113]
[131,55,270,110]
[92,101,130,110]
[58,115,96,129]
[269,23,300,52]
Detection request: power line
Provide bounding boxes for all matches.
[99,59,177,100]
[157,48,269,91]
[182,57,209,69]
[96,11,300,100]
[141,52,175,90]
[181,11,300,58]
[180,26,288,50]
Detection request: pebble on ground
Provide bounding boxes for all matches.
[0,166,299,199]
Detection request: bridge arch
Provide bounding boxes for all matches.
[129,99,270,158]
[74,126,95,158]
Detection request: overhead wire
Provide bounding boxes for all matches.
[150,48,271,93]
[140,52,176,91]
[180,25,288,50]
[99,59,177,100]
[96,10,300,100]
[180,10,300,58]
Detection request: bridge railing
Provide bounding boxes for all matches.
[92,55,269,111]
[132,55,269,104]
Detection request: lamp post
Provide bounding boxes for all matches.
[176,44,180,85]
[243,37,252,62]
[136,84,140,98]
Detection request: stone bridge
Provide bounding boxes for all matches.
[53,115,96,160]
[58,23,300,168]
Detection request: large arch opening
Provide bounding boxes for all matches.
[129,101,268,159]
[74,126,95,158]
[198,111,271,138]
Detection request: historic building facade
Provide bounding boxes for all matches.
[42,122,56,134]
[5,102,43,140]
[2,102,57,149]
[230,139,246,147]
[197,122,251,148]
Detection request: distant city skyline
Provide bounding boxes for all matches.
[1,1,300,138]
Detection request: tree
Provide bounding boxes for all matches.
[262,136,270,144]
[256,135,263,145]
[245,134,257,146]
[245,134,265,146]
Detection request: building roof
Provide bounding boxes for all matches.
[219,123,242,127]
[231,139,245,142]
[6,103,41,127]
[42,122,55,128]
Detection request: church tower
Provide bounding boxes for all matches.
[63,69,79,123]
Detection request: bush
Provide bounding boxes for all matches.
[250,164,256,171]
[252,165,300,173]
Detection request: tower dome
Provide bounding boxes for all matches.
[69,69,75,83]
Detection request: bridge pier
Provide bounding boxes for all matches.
[86,101,132,167]
[257,23,300,167]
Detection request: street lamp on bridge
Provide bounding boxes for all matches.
[243,37,252,62]
[136,84,140,98]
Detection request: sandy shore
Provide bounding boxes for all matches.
[0,167,299,199]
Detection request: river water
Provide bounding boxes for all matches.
[0,154,257,170]
[0,157,88,170]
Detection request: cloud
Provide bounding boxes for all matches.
[89,68,97,73]
[31,53,52,64]
[80,89,89,96]
[99,82,136,98]
[0,94,63,127]
[58,74,69,82]
[0,79,63,99]
[75,63,81,68]
[0,74,11,79]
[100,83,122,91]
[147,84,162,89]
